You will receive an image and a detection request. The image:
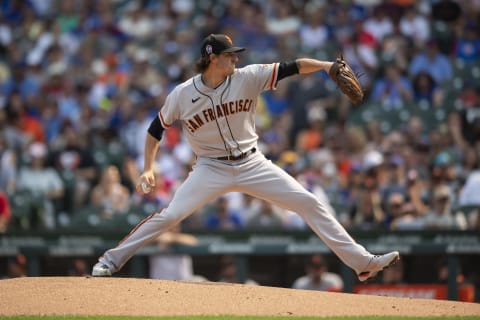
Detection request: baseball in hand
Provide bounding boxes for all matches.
[141,181,152,193]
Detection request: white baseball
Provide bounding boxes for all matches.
[141,181,151,193]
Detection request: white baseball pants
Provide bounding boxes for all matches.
[99,151,372,274]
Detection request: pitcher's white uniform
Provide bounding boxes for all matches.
[97,63,375,275]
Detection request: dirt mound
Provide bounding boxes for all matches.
[1,277,479,317]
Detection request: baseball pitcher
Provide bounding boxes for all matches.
[92,34,399,282]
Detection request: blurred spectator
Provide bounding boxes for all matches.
[0,189,11,233]
[362,149,384,190]
[260,114,290,161]
[337,163,364,227]
[217,255,258,285]
[431,0,462,23]
[399,5,430,48]
[404,168,430,217]
[459,171,480,207]
[287,73,332,149]
[404,116,426,151]
[330,4,356,46]
[390,201,425,230]
[40,99,62,144]
[292,254,343,292]
[217,256,258,286]
[4,91,45,148]
[0,16,13,48]
[408,39,453,85]
[381,257,405,284]
[246,200,284,230]
[17,142,64,229]
[384,191,406,228]
[121,105,153,162]
[149,224,206,282]
[68,258,89,276]
[50,123,97,212]
[263,82,289,117]
[295,106,326,154]
[453,85,480,147]
[362,5,394,45]
[423,184,467,230]
[2,63,40,100]
[453,23,480,64]
[350,150,386,230]
[381,154,408,200]
[265,2,300,38]
[436,257,465,285]
[309,149,342,203]
[118,2,154,40]
[57,81,82,124]
[6,254,27,278]
[0,133,17,193]
[430,151,456,188]
[412,72,444,107]
[467,208,480,230]
[299,6,329,51]
[370,64,414,109]
[458,147,479,180]
[56,0,81,33]
[380,22,411,72]
[351,188,385,230]
[90,165,131,216]
[343,127,366,167]
[204,197,243,230]
[129,48,164,95]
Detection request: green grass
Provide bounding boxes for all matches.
[1,317,479,320]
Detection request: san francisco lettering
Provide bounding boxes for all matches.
[185,98,254,133]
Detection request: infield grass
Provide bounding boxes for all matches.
[1,316,479,320]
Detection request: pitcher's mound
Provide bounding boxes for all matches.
[1,277,479,317]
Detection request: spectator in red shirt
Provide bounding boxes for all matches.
[0,190,11,233]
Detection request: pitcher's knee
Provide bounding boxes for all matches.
[300,193,321,210]
[154,209,187,228]
[295,193,332,216]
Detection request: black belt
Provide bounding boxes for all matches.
[216,148,256,161]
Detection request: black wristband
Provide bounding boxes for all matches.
[277,60,299,81]
[147,116,164,141]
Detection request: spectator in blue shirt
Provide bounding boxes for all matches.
[409,39,453,85]
[454,23,480,64]
[370,64,414,109]
[205,197,243,230]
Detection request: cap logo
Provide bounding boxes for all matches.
[205,44,212,55]
[225,35,233,45]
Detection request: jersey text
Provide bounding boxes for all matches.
[185,98,254,133]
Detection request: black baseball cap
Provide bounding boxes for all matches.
[200,34,245,58]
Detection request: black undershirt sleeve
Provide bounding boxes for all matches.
[277,60,299,81]
[147,116,165,141]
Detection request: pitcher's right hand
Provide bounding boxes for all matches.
[136,170,155,194]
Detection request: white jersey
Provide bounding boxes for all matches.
[159,63,279,158]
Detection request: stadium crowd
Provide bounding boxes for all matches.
[0,0,479,233]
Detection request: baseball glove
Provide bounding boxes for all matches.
[328,55,364,105]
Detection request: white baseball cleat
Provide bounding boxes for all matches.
[91,262,113,277]
[357,251,400,282]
